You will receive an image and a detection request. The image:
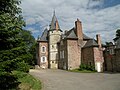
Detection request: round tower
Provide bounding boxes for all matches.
[48,11,62,69]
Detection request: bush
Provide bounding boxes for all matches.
[0,72,19,89]
[16,61,30,73]
[79,64,95,71]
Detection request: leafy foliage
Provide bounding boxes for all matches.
[0,72,19,89]
[0,0,36,89]
[16,61,30,73]
[114,29,120,41]
[79,64,95,71]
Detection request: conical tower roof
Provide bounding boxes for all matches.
[49,11,60,30]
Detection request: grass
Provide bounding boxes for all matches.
[69,68,97,73]
[13,71,41,90]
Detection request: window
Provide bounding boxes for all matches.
[60,50,64,59]
[60,51,62,59]
[62,51,64,58]
[41,56,46,63]
[41,46,46,53]
[52,61,54,63]
[109,49,114,55]
[52,45,54,48]
[89,62,92,66]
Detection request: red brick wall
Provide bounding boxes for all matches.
[38,41,48,68]
[93,47,104,71]
[93,48,104,62]
[82,47,94,65]
[67,39,81,70]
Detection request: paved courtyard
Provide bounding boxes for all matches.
[29,69,120,90]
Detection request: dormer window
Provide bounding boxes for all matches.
[41,46,46,53]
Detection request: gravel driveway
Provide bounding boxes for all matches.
[29,69,120,90]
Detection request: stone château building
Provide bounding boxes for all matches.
[37,12,104,72]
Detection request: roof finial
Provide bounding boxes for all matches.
[53,10,55,16]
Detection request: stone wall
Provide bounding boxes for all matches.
[82,47,94,66]
[103,52,114,71]
[48,30,62,68]
[93,47,104,72]
[38,41,48,69]
[67,39,81,70]
[115,48,120,72]
[58,39,67,69]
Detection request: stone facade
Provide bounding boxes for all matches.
[67,39,81,70]
[114,38,120,72]
[115,48,120,72]
[48,30,62,68]
[104,40,120,72]
[82,47,94,66]
[37,12,105,72]
[37,41,48,69]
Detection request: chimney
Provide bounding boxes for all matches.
[75,18,83,40]
[65,30,68,34]
[96,34,102,48]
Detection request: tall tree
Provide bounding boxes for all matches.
[114,29,120,41]
[0,0,35,89]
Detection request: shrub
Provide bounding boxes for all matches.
[79,64,95,71]
[16,61,30,73]
[0,73,19,89]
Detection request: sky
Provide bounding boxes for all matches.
[21,0,120,43]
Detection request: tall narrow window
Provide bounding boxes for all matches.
[62,51,64,59]
[41,46,46,53]
[60,50,64,59]
[60,51,62,59]
[41,56,46,63]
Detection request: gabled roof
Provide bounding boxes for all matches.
[39,28,48,41]
[83,39,98,48]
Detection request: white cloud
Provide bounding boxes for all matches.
[21,0,120,43]
[27,27,39,34]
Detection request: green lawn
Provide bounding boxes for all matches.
[69,68,97,73]
[13,71,41,90]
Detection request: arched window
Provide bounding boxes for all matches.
[41,56,47,63]
[41,46,46,53]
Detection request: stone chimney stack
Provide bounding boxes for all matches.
[65,30,68,34]
[96,34,102,48]
[75,19,83,40]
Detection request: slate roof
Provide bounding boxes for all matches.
[67,30,78,39]
[83,39,98,48]
[49,11,60,30]
[39,28,48,41]
[83,34,92,40]
[64,27,92,40]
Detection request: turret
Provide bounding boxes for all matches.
[48,11,62,69]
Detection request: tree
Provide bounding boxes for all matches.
[114,29,120,41]
[0,0,35,89]
[19,30,36,66]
